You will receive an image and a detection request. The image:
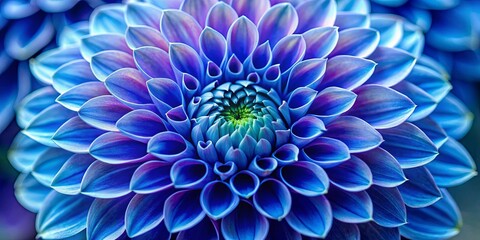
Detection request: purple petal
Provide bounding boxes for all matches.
[330,28,380,57]
[134,46,175,79]
[125,2,163,29]
[280,161,329,196]
[200,27,227,67]
[227,16,259,62]
[79,95,132,132]
[231,0,270,24]
[258,3,298,46]
[335,12,369,30]
[229,170,260,198]
[366,47,416,87]
[161,10,202,51]
[177,217,219,240]
[117,109,167,143]
[181,0,217,27]
[147,78,184,116]
[287,87,317,121]
[221,201,269,240]
[87,195,133,240]
[326,220,360,240]
[105,68,152,107]
[319,56,376,90]
[91,50,136,81]
[130,161,173,194]
[301,137,350,168]
[285,59,326,94]
[206,2,238,36]
[126,26,169,51]
[392,81,436,121]
[303,26,339,59]
[295,0,336,33]
[89,132,148,164]
[171,158,214,189]
[164,190,206,233]
[285,194,332,238]
[170,43,205,80]
[56,82,110,112]
[53,116,106,153]
[272,34,306,72]
[308,87,357,117]
[325,156,372,192]
[200,181,239,220]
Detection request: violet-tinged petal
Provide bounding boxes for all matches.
[367,186,407,228]
[224,54,245,82]
[30,47,83,85]
[126,26,169,51]
[53,116,106,153]
[87,195,132,240]
[279,161,329,196]
[131,222,171,240]
[230,170,260,198]
[166,106,191,137]
[81,160,138,198]
[90,5,127,35]
[52,59,97,94]
[134,46,175,79]
[426,138,477,187]
[258,3,298,46]
[287,87,317,121]
[290,116,325,147]
[130,161,173,194]
[325,116,383,153]
[117,109,167,143]
[348,85,415,129]
[326,220,360,240]
[171,158,213,189]
[125,190,172,237]
[24,104,77,147]
[400,190,462,240]
[214,162,237,180]
[248,41,272,74]
[148,131,195,162]
[295,0,336,33]
[309,87,356,117]
[125,2,163,29]
[358,222,399,240]
[91,50,136,82]
[285,194,332,238]
[15,173,51,213]
[200,181,239,220]
[177,217,219,240]
[200,27,227,67]
[56,82,110,112]
[79,95,132,132]
[180,0,217,27]
[355,148,407,188]
[272,143,299,166]
[330,28,380,57]
[253,179,292,220]
[413,117,448,148]
[36,192,93,239]
[170,43,205,80]
[303,27,339,59]
[147,78,184,116]
[366,47,416,87]
[164,190,205,233]
[231,0,270,24]
[327,186,373,223]
[272,34,306,72]
[206,2,238,36]
[225,147,248,169]
[326,156,372,192]
[334,13,369,30]
[17,87,58,129]
[379,122,438,169]
[51,154,95,195]
[161,10,202,51]
[319,56,376,90]
[248,157,277,177]
[89,132,147,164]
[285,59,326,94]
[9,132,49,172]
[221,200,269,240]
[227,16,259,63]
[80,34,131,62]
[32,148,73,186]
[398,167,442,208]
[301,137,350,168]
[105,68,152,107]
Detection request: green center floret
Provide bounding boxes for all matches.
[222,104,255,126]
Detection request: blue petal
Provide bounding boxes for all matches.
[89,132,147,164]
[91,50,136,81]
[227,16,259,62]
[366,47,416,87]
[347,85,415,129]
[36,192,93,239]
[15,173,51,213]
[80,34,131,62]
[355,148,407,188]
[326,156,372,192]
[9,132,49,172]
[221,200,269,240]
[308,87,357,117]
[319,56,376,90]
[161,10,202,51]
[279,161,329,196]
[130,161,173,194]
[367,186,407,227]
[330,28,380,57]
[230,170,260,198]
[117,110,167,143]
[325,116,383,153]
[426,138,477,187]
[290,116,325,147]
[79,95,132,131]
[134,46,175,79]
[326,220,360,240]
[272,143,299,166]
[398,167,442,208]
[53,116,106,153]
[206,2,238,36]
[200,27,227,67]
[358,222,399,240]
[164,190,205,233]
[177,217,219,240]
[200,181,239,220]
[24,104,77,147]
[51,154,95,195]
[56,82,110,112]
[125,2,163,29]
[90,5,127,35]
[32,148,73,186]
[258,3,298,46]
[105,68,153,108]
[336,0,369,13]
[430,94,473,140]
[52,59,97,94]
[379,122,438,168]
[125,190,172,237]
[81,160,138,198]
[169,43,205,80]
[272,34,306,72]
[131,222,171,240]
[303,27,339,59]
[370,14,403,47]
[171,158,214,189]
[231,0,270,24]
[285,194,332,238]
[400,190,462,240]
[267,220,301,240]
[327,186,373,223]
[147,78,184,116]
[335,12,369,30]
[126,26,169,50]
[16,87,58,129]
[147,132,195,162]
[287,87,317,121]
[301,137,350,168]
[405,65,451,103]
[253,179,292,220]
[392,81,436,121]
[30,47,82,85]
[412,117,448,148]
[180,0,217,28]
[295,0,336,33]
[285,58,326,94]
[87,195,133,240]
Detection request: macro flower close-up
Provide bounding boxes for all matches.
[4,0,479,239]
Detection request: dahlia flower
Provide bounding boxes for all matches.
[10,0,476,239]
[0,0,119,132]
[370,0,480,82]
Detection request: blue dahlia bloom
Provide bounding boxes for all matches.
[0,0,119,132]
[370,0,480,82]
[10,0,476,239]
